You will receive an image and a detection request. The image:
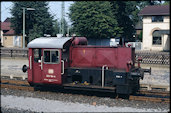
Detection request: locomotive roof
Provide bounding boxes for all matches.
[27,37,72,49]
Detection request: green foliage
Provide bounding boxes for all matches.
[59,18,69,36]
[136,0,162,10]
[110,1,137,41]
[162,0,170,5]
[110,1,164,41]
[52,19,60,36]
[69,1,165,41]
[28,24,43,41]
[10,1,54,41]
[69,1,122,39]
[52,18,69,37]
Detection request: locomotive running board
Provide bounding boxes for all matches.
[63,83,115,92]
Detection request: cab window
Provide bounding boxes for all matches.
[44,50,60,63]
[44,51,50,62]
[33,49,41,62]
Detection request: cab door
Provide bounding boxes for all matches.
[42,49,63,85]
[32,48,42,83]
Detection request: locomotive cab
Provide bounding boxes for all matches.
[24,37,73,85]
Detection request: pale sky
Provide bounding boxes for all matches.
[1,1,73,25]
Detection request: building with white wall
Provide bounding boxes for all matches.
[1,18,23,48]
[139,5,170,51]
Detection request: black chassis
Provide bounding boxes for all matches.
[65,67,144,95]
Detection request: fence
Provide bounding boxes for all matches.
[0,48,28,57]
[135,50,170,65]
[0,48,170,65]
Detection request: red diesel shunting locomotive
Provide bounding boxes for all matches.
[22,36,151,95]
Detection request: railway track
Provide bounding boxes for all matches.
[1,79,170,103]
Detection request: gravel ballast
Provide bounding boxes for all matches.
[1,88,169,112]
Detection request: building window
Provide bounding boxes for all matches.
[153,36,162,45]
[152,16,163,22]
[152,30,162,45]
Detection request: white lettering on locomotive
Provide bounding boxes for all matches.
[44,78,58,82]
[116,75,122,78]
[46,75,56,78]
[48,69,54,74]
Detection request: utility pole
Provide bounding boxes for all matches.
[22,8,35,49]
[60,1,65,35]
[23,8,25,49]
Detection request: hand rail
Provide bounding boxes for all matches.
[30,56,32,69]
[61,60,64,75]
[102,65,108,88]
[40,56,43,70]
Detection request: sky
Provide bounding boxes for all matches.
[1,1,73,25]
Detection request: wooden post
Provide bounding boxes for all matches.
[10,50,13,57]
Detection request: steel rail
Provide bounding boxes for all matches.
[1,79,29,85]
[137,90,170,97]
[1,84,34,91]
[129,95,170,103]
[1,79,170,103]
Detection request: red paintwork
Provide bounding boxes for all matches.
[28,48,62,85]
[72,37,87,45]
[137,57,142,68]
[27,48,33,83]
[28,37,136,86]
[70,46,135,71]
[28,49,42,84]
[41,49,62,85]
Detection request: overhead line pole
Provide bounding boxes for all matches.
[22,8,35,49]
[60,1,65,36]
[23,8,25,49]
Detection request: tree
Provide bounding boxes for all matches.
[69,1,165,41]
[69,1,122,39]
[28,24,43,42]
[52,19,60,36]
[59,18,69,36]
[110,1,137,41]
[10,1,54,41]
[110,1,164,41]
[136,0,162,10]
[162,0,170,5]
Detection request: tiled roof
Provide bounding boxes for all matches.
[1,22,11,30]
[139,5,170,16]
[3,29,15,35]
[1,18,15,35]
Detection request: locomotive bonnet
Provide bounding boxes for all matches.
[22,36,151,95]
